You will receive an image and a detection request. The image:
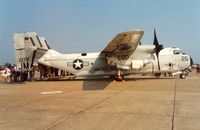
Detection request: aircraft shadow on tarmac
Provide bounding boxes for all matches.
[82,76,177,90]
[35,77,113,90]
[82,79,112,90]
[34,76,178,90]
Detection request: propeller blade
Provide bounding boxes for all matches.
[153,29,163,56]
[153,29,159,46]
[152,29,164,72]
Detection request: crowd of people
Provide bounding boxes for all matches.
[0,64,72,83]
[0,66,28,83]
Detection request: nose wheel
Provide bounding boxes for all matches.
[180,74,187,79]
[180,69,190,79]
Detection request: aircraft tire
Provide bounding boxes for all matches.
[114,75,124,82]
[180,74,186,79]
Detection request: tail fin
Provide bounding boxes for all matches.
[13,32,49,70]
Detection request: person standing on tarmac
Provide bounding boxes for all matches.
[196,64,200,75]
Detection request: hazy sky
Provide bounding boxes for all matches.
[0,0,200,64]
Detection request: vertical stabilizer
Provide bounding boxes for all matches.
[13,32,49,70]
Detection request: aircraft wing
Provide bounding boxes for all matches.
[101,30,144,69]
[102,30,144,54]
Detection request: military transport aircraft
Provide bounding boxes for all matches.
[13,29,193,81]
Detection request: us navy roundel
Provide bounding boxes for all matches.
[73,59,84,70]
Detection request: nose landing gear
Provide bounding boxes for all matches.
[180,68,191,79]
[180,73,187,79]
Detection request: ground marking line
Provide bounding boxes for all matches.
[41,91,63,95]
[46,84,131,130]
[171,81,177,130]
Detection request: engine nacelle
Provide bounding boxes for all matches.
[132,60,144,69]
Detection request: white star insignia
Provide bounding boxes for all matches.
[74,60,82,68]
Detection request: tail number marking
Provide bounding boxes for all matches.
[118,55,129,61]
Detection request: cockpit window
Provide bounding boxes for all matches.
[173,50,180,55]
[180,50,186,55]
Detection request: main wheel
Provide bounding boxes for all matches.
[115,76,123,81]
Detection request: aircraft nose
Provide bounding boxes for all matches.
[190,57,193,66]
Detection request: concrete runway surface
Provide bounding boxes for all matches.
[0,76,200,130]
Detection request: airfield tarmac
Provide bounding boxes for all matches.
[0,75,200,130]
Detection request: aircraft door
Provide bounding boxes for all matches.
[159,49,174,72]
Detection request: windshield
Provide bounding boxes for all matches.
[173,50,180,55]
[179,50,186,55]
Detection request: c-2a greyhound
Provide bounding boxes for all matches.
[13,29,193,81]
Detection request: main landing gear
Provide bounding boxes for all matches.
[114,69,124,81]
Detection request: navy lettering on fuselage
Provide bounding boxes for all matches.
[92,66,116,72]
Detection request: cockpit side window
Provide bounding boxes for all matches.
[180,50,186,55]
[173,50,180,55]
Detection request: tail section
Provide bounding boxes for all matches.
[13,32,49,70]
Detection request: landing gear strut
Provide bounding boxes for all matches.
[114,69,124,81]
